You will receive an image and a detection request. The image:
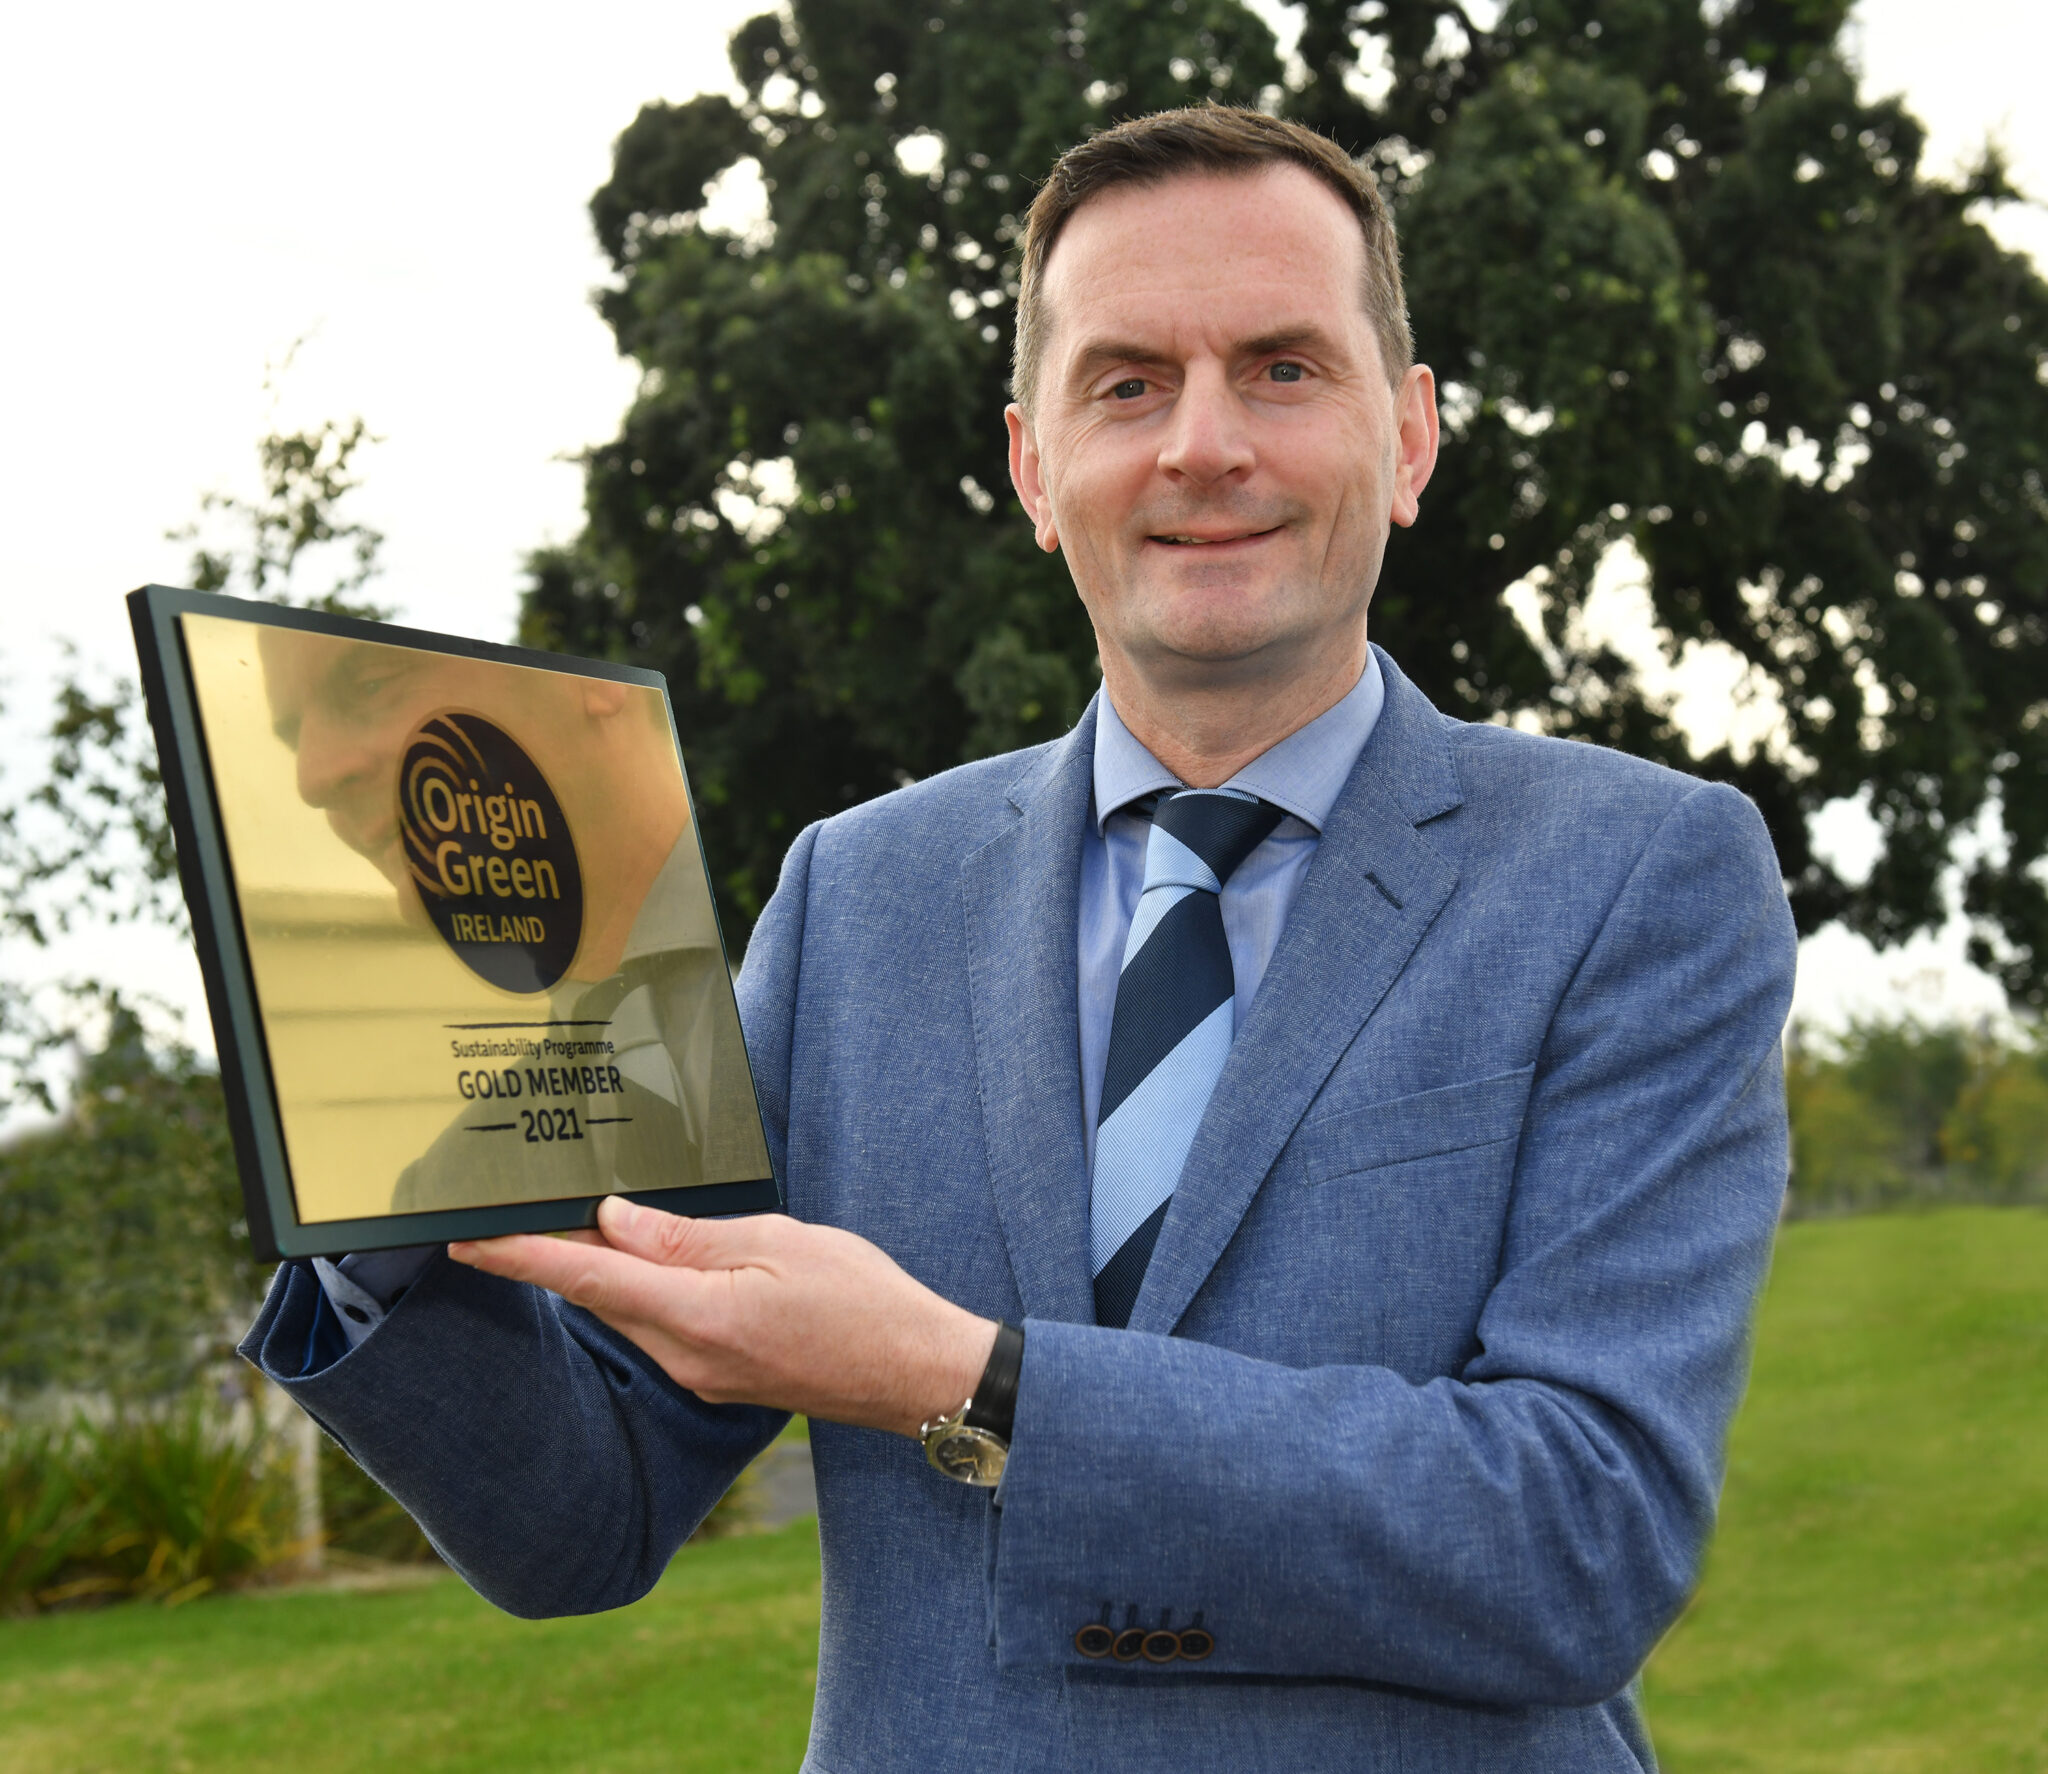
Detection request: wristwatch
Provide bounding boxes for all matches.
[920,1320,1024,1487]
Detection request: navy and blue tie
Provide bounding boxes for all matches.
[1091,789,1281,1329]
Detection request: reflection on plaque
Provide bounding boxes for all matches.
[132,588,777,1257]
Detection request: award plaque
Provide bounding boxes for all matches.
[129,584,781,1260]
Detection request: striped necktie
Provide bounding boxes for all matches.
[1091,788,1282,1329]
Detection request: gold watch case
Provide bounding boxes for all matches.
[920,1406,1008,1486]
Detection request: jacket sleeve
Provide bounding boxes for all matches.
[236,821,827,1619]
[984,782,1795,1706]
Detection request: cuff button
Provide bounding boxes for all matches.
[1141,1630,1180,1663]
[1176,1627,1214,1660]
[1073,1624,1115,1658]
[1111,1627,1146,1661]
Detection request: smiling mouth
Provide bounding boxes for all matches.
[1150,526,1283,546]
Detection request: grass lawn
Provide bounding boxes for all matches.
[0,1522,823,1773]
[1645,1206,2048,1771]
[2,1210,2042,1770]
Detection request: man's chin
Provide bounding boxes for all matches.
[1125,598,1305,670]
[346,835,421,914]
[1127,632,1304,687]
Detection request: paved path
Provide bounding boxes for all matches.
[751,1438,817,1528]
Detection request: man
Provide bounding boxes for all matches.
[245,107,1795,1769]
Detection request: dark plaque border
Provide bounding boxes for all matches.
[128,584,783,1261]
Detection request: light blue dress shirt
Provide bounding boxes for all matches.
[1078,651,1385,1173]
[316,650,1384,1344]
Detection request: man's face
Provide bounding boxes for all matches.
[1008,165,1437,691]
[260,631,530,891]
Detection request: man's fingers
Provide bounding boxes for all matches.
[448,1232,610,1297]
[449,1230,711,1327]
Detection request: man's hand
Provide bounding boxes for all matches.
[446,1199,997,1437]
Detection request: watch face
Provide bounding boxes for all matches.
[930,1426,1007,1487]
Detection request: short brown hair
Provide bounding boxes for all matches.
[1011,106,1411,411]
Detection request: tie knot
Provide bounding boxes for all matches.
[1144,789,1282,893]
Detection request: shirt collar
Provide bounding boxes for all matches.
[1092,647,1385,836]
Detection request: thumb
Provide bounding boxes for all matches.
[597,1195,770,1270]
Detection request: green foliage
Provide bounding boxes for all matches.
[1940,1043,2048,1198]
[525,1,2048,988]
[1,412,390,1110]
[1783,1055,1911,1209]
[0,1404,300,1614]
[521,0,1283,928]
[4,669,187,962]
[58,1405,301,1607]
[1785,1016,2048,1214]
[317,1438,438,1565]
[0,1007,264,1396]
[0,1402,463,1614]
[1288,0,2048,1006]
[0,1423,107,1613]
[169,414,393,620]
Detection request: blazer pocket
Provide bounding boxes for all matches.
[1302,1065,1536,1186]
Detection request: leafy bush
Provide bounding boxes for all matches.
[0,1401,298,1613]
[0,1006,265,1399]
[1785,1056,1916,1212]
[320,1434,436,1564]
[1786,1019,2048,1216]
[1941,1053,2048,1200]
[68,1402,302,1605]
[0,1421,107,1611]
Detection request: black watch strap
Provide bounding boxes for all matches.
[961,1320,1024,1440]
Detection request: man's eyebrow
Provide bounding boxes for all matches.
[1237,326,1342,359]
[1068,340,1174,382]
[1067,326,1349,384]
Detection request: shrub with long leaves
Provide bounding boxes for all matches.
[0,1403,299,1613]
[0,1423,106,1614]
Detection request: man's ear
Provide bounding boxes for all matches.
[582,679,630,719]
[1389,365,1441,530]
[1006,404,1061,554]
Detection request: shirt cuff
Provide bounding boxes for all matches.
[310,1245,439,1351]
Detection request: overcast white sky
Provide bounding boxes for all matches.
[0,0,2040,1087]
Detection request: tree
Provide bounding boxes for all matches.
[0,1004,261,1398]
[523,0,2048,1004]
[1783,1014,2048,1212]
[1,416,387,1111]
[0,415,387,1532]
[521,0,1283,928]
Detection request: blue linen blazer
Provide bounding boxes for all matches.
[243,647,1796,1772]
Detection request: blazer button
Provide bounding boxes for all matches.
[1141,1630,1180,1663]
[1111,1627,1147,1661]
[1176,1626,1215,1660]
[1073,1624,1115,1658]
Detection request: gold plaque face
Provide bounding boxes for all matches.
[176,611,771,1226]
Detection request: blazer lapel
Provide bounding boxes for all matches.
[961,706,1099,1325]
[1128,652,1465,1336]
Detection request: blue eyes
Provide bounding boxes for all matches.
[1269,361,1304,382]
[1112,379,1147,399]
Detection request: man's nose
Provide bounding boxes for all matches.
[1156,364,1255,486]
